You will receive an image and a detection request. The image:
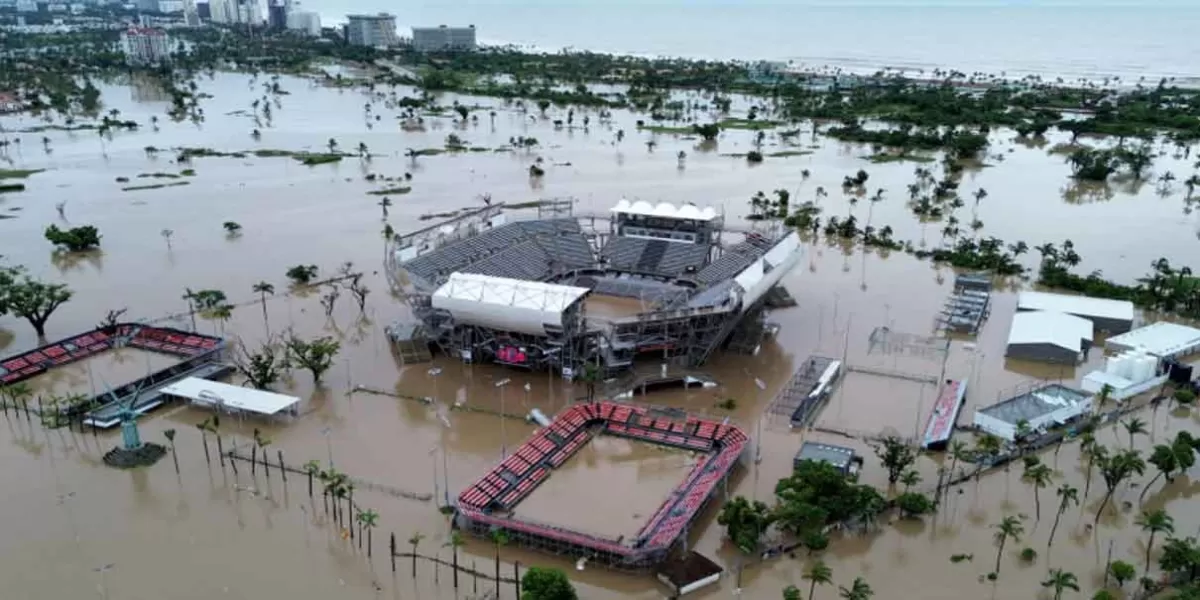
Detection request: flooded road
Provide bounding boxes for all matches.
[1,70,1199,600]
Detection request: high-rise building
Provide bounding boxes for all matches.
[182,0,199,26]
[266,0,286,29]
[196,0,210,20]
[285,9,319,35]
[411,25,476,52]
[120,27,171,65]
[345,13,396,47]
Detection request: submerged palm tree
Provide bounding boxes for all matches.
[992,516,1025,577]
[252,281,274,331]
[408,531,425,577]
[804,560,833,599]
[1048,484,1078,549]
[1022,462,1054,522]
[1041,569,1079,600]
[1137,509,1174,578]
[1123,417,1148,449]
[358,508,379,557]
[837,576,873,600]
[445,531,466,588]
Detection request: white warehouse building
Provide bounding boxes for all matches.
[1005,310,1094,365]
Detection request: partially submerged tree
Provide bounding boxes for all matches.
[992,515,1025,577]
[284,334,340,384]
[287,264,319,285]
[1095,448,1146,525]
[349,276,370,313]
[233,339,285,390]
[0,274,73,337]
[521,566,578,600]
[717,496,774,554]
[873,436,917,485]
[44,224,101,252]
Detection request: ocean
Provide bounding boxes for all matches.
[303,1,1200,86]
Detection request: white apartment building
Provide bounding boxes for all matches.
[345,13,396,47]
[119,26,172,65]
[411,24,476,51]
[285,10,319,36]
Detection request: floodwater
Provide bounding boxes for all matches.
[23,347,180,398]
[513,437,700,541]
[584,294,648,320]
[0,69,1199,600]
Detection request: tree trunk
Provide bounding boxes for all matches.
[368,528,372,558]
[322,490,329,515]
[390,533,396,572]
[251,445,257,475]
[31,319,47,338]
[201,434,210,464]
[307,471,313,497]
[1048,507,1065,548]
[1033,489,1041,522]
[1145,532,1157,578]
[494,548,500,587]
[216,435,225,466]
[170,442,180,474]
[412,550,417,578]
[278,450,285,482]
[453,546,459,588]
[995,539,1006,575]
[1095,490,1114,525]
[264,449,271,477]
[1139,471,1163,502]
[1083,459,1094,498]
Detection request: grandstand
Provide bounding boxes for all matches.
[386,199,803,377]
[456,400,748,571]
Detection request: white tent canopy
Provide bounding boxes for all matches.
[160,378,300,416]
[610,199,718,222]
[431,273,590,336]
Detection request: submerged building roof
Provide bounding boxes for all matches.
[977,383,1092,425]
[1106,321,1200,359]
[1007,310,1094,353]
[1017,291,1134,323]
[431,273,590,336]
[794,441,858,472]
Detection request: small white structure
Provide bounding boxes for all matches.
[431,273,590,337]
[160,378,300,417]
[973,383,1093,441]
[1017,291,1134,334]
[1106,321,1200,360]
[610,199,719,222]
[1005,310,1094,364]
[119,27,172,66]
[1081,349,1167,401]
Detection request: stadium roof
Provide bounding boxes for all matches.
[1017,291,1134,323]
[610,199,718,222]
[431,273,590,336]
[1007,310,1094,353]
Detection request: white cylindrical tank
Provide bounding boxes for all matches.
[1106,356,1121,375]
[1116,355,1134,379]
[1139,355,1157,381]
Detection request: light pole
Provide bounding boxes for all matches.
[752,377,767,501]
[321,426,333,468]
[93,563,115,600]
[429,445,440,507]
[430,366,450,506]
[495,378,511,460]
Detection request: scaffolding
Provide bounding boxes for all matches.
[767,355,842,427]
[385,200,801,377]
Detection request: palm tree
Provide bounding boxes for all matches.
[804,560,833,599]
[1040,569,1079,600]
[783,585,801,600]
[408,532,424,577]
[256,429,273,477]
[1095,449,1146,525]
[303,459,320,497]
[992,516,1025,576]
[1048,484,1078,549]
[252,281,274,331]
[1022,463,1054,522]
[948,440,969,478]
[358,508,379,557]
[327,138,338,153]
[1141,443,1179,501]
[445,531,465,588]
[489,529,508,586]
[194,421,211,464]
[1123,417,1148,449]
[837,576,872,600]
[1081,436,1105,499]
[164,428,179,473]
[1137,509,1174,578]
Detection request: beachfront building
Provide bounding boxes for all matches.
[1005,310,1094,365]
[411,24,476,51]
[0,92,25,114]
[1016,291,1134,334]
[119,26,171,65]
[346,13,397,47]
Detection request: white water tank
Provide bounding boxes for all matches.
[1117,354,1135,379]
[1105,356,1121,376]
[1137,355,1157,381]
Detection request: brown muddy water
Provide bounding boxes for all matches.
[1,70,1199,600]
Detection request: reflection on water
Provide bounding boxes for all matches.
[0,70,1197,600]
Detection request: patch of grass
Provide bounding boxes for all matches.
[0,168,45,180]
[367,186,412,196]
[121,181,191,192]
[864,152,936,164]
[468,146,492,152]
[409,148,445,157]
[641,124,694,135]
[137,172,182,179]
[296,153,343,166]
[718,118,780,130]
[181,169,196,176]
[0,183,26,193]
[767,150,814,157]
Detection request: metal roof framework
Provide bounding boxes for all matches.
[1007,310,1094,353]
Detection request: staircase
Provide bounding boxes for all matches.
[636,240,669,273]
